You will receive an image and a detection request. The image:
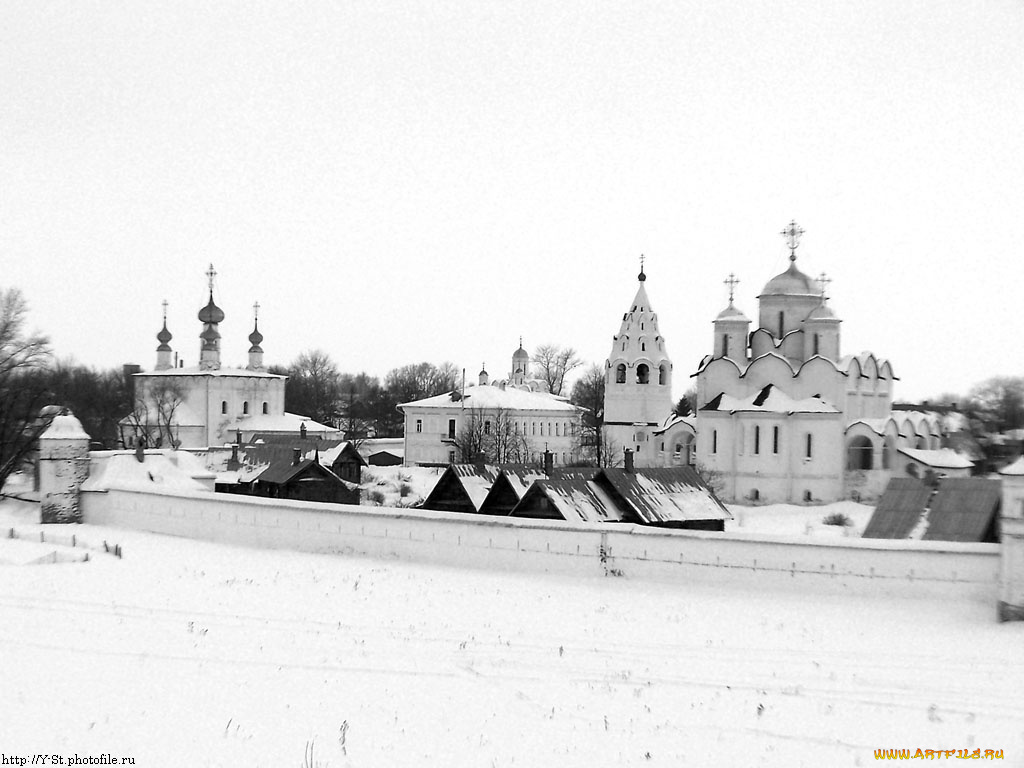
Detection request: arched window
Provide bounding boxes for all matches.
[773,426,780,454]
[882,438,894,469]
[555,423,560,436]
[641,341,646,352]
[778,311,785,337]
[722,334,729,358]
[636,364,650,384]
[659,364,667,385]
[262,402,269,414]
[616,364,626,383]
[805,433,813,459]
[484,420,491,435]
[243,401,249,415]
[813,334,820,356]
[846,436,874,470]
[221,401,227,414]
[753,425,761,454]
[712,430,718,454]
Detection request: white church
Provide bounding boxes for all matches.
[122,266,338,449]
[604,223,960,504]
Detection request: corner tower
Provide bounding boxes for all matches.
[603,260,673,466]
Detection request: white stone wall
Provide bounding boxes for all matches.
[81,485,999,602]
[999,473,1024,621]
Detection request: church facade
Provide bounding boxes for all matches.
[123,266,337,450]
[601,225,948,504]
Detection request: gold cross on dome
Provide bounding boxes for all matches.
[780,220,805,260]
[161,299,168,322]
[724,273,739,304]
[206,263,217,292]
[253,301,260,319]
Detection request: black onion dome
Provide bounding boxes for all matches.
[248,319,264,351]
[198,293,225,324]
[638,267,646,282]
[156,322,173,351]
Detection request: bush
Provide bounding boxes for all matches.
[399,482,412,498]
[368,489,386,505]
[822,512,852,527]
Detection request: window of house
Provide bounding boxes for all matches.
[448,450,456,464]
[262,402,268,414]
[448,419,456,439]
[243,401,249,415]
[804,490,813,502]
[754,425,760,454]
[805,433,813,459]
[616,364,626,383]
[484,420,491,435]
[636,364,650,384]
[416,419,422,433]
[221,401,227,414]
[773,426,779,454]
[712,430,718,454]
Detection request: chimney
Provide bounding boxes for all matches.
[228,444,240,471]
[236,429,242,446]
[623,448,635,473]
[474,451,486,473]
[300,423,307,440]
[292,448,302,465]
[543,449,553,476]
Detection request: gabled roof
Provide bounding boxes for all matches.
[422,464,501,512]
[237,412,339,436]
[897,447,974,469]
[862,478,933,539]
[921,479,1000,542]
[514,478,625,523]
[598,467,732,524]
[399,386,579,412]
[255,458,343,486]
[136,366,285,379]
[653,414,696,436]
[701,384,839,415]
[1000,455,1024,476]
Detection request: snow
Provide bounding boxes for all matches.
[725,501,875,539]
[358,465,444,507]
[1,495,1022,767]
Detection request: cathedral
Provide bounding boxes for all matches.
[603,224,951,504]
[122,266,337,449]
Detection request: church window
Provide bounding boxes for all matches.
[659,364,667,385]
[722,334,729,358]
[773,426,780,454]
[660,441,665,452]
[555,423,560,436]
[813,334,819,356]
[805,433,813,459]
[532,422,536,436]
[754,426,761,454]
[751,488,760,501]
[641,342,646,351]
[416,419,422,433]
[262,402,268,415]
[221,401,227,414]
[243,401,249,415]
[641,322,644,330]
[636,364,650,384]
[484,420,491,435]
[846,436,873,470]
[616,364,626,383]
[778,311,785,337]
[448,419,456,439]
[712,430,718,454]
[804,490,813,502]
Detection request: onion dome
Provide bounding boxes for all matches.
[198,292,225,324]
[200,324,220,349]
[513,341,529,362]
[248,319,264,353]
[759,261,819,297]
[638,265,646,282]
[156,321,173,351]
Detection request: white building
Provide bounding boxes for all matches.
[123,266,337,449]
[400,346,584,466]
[693,222,944,503]
[602,264,679,467]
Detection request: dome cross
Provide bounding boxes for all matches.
[780,220,805,262]
[724,273,739,305]
[206,263,217,293]
[817,272,832,303]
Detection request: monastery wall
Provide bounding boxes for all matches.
[81,486,998,604]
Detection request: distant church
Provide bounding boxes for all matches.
[122,265,337,449]
[603,223,952,504]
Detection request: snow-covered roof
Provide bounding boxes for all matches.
[400,386,580,412]
[523,478,625,523]
[601,468,732,524]
[653,414,696,436]
[82,450,216,493]
[1000,456,1024,476]
[846,417,892,436]
[236,412,339,435]
[702,384,838,415]
[897,447,974,469]
[135,366,285,379]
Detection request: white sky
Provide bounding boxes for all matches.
[2,0,1022,401]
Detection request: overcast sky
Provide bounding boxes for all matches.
[2,1,1021,401]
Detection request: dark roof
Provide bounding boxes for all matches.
[243,439,362,468]
[862,478,932,539]
[598,467,732,524]
[256,458,342,486]
[922,479,1001,543]
[515,478,625,523]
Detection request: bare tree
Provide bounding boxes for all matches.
[385,361,460,404]
[0,288,53,492]
[454,406,531,465]
[287,350,342,425]
[532,344,582,396]
[571,363,604,463]
[597,427,623,468]
[120,379,186,449]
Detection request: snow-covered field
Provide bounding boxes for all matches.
[1,495,1022,767]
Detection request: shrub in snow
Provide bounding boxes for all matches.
[822,512,852,527]
[368,490,386,505]
[399,482,412,498]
